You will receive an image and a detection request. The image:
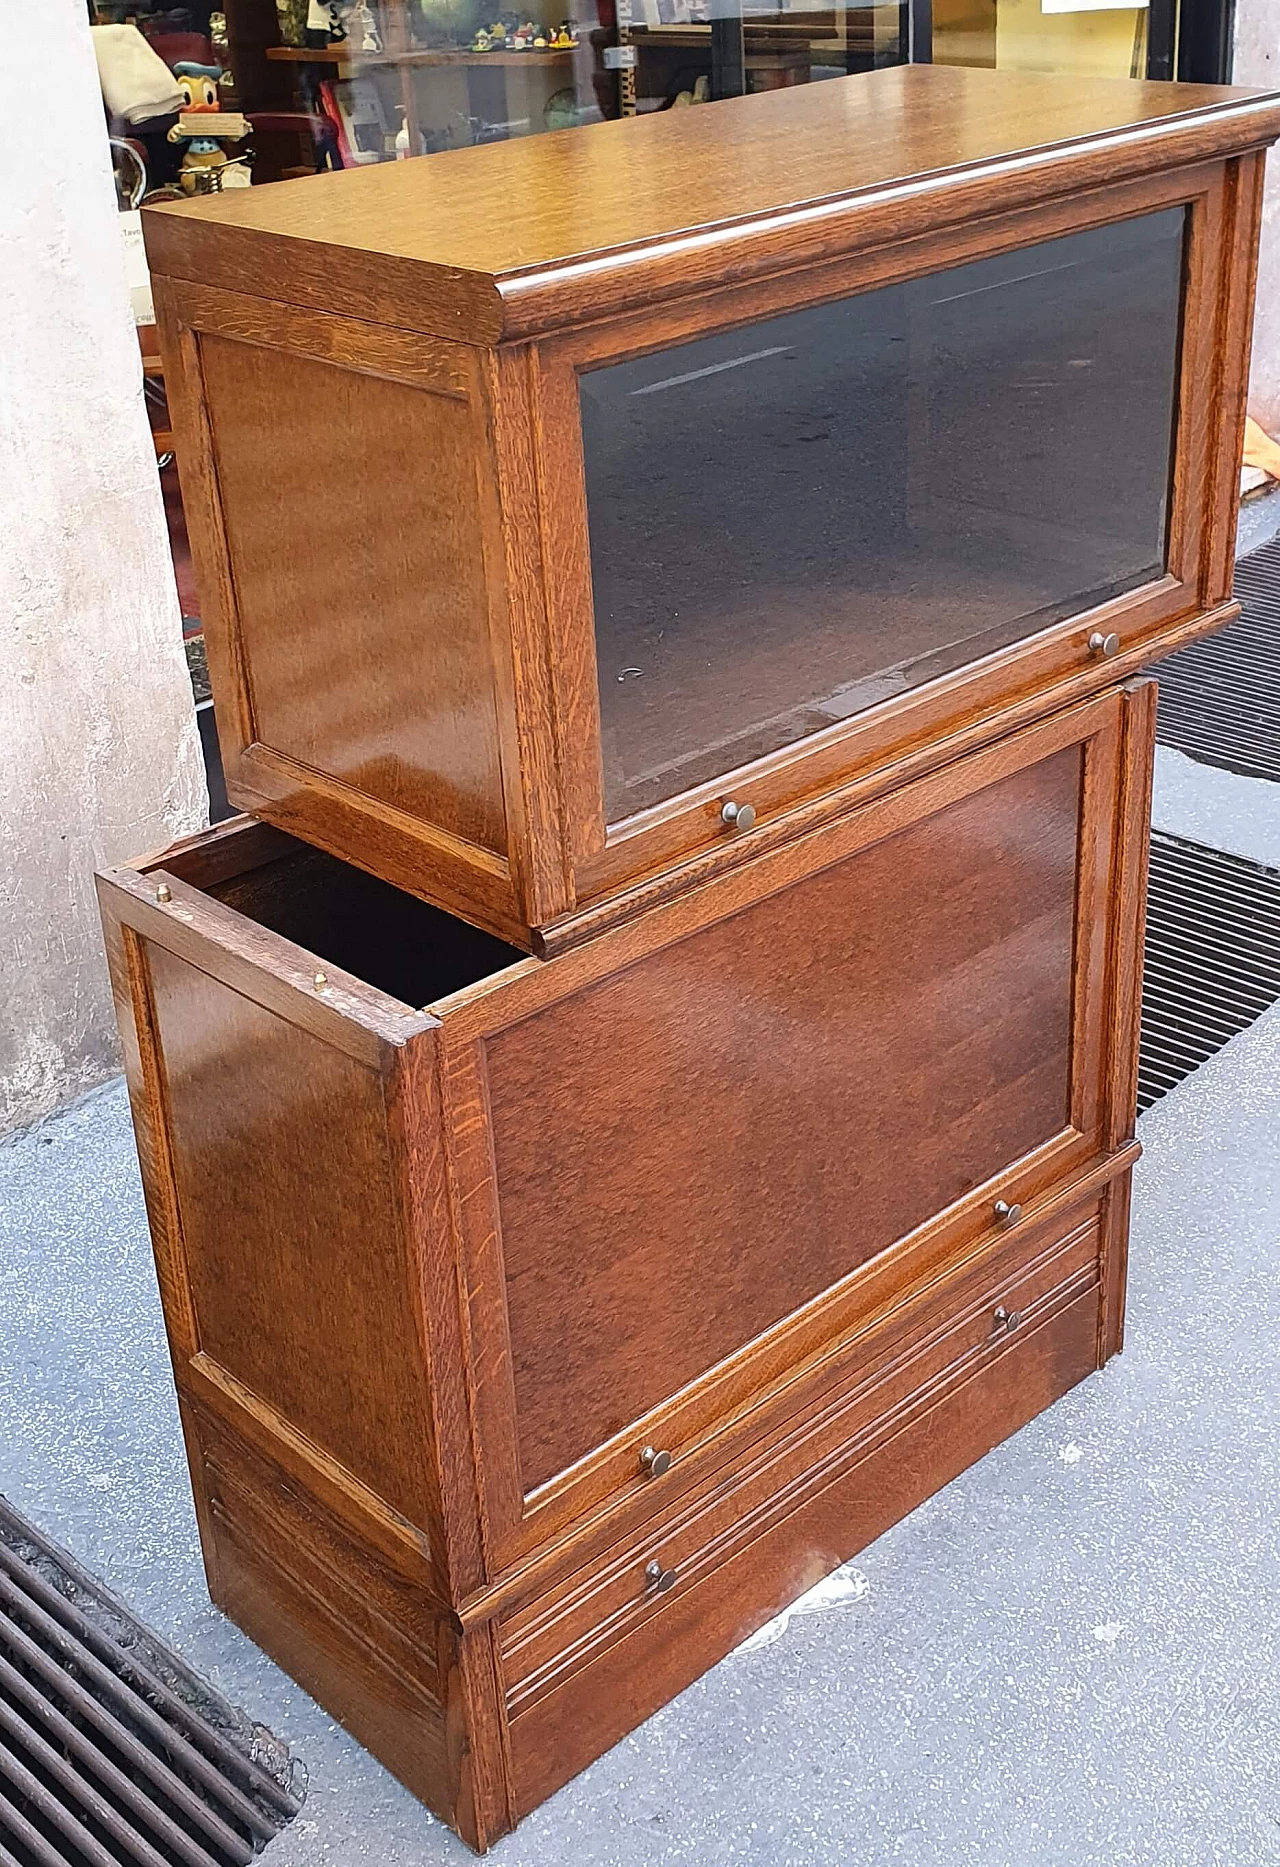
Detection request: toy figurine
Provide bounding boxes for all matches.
[167,61,234,195]
[558,17,579,42]
[671,73,710,106]
[533,27,548,46]
[471,24,493,47]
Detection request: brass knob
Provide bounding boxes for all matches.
[640,1445,671,1478]
[644,1559,676,1594]
[993,1305,1022,1334]
[993,1199,1022,1227]
[154,882,172,904]
[721,800,756,833]
[1088,631,1120,660]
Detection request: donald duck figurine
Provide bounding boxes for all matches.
[167,61,234,194]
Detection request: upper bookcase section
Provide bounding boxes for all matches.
[145,69,1280,953]
[143,65,1280,344]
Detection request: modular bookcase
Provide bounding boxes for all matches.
[100,65,1279,1850]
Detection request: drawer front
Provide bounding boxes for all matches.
[499,1202,1101,1700]
[440,688,1150,1573]
[499,1206,1105,1815]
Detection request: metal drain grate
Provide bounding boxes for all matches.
[1156,532,1280,779]
[1138,832,1280,1111]
[0,1496,303,1867]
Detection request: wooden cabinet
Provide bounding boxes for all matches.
[99,684,1149,1849]
[104,60,1278,1853]
[142,66,1278,949]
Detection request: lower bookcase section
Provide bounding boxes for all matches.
[178,1185,1114,1849]
[96,682,1154,1850]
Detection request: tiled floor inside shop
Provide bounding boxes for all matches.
[4,501,1280,1867]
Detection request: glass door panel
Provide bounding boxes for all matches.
[582,207,1183,821]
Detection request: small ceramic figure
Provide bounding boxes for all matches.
[471,24,493,48]
[533,27,548,46]
[167,61,232,195]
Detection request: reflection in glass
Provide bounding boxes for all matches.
[931,0,1150,82]
[582,208,1184,820]
[91,1,906,189]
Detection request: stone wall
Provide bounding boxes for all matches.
[0,0,206,1134]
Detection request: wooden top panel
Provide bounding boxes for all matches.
[143,67,1280,343]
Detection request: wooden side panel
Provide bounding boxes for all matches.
[97,852,516,1851]
[145,941,434,1530]
[1202,152,1268,606]
[487,746,1082,1492]
[192,1400,509,1851]
[196,334,506,856]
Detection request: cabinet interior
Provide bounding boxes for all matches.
[200,841,527,1006]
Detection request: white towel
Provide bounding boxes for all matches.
[91,23,184,127]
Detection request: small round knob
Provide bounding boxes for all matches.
[1088,631,1120,660]
[993,1200,1022,1227]
[640,1446,671,1479]
[993,1305,1022,1334]
[644,1559,676,1594]
[154,882,172,905]
[721,800,756,833]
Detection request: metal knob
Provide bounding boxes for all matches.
[993,1305,1022,1334]
[640,1445,671,1479]
[644,1559,676,1594]
[1088,631,1120,660]
[721,800,756,833]
[154,882,172,904]
[993,1200,1022,1227]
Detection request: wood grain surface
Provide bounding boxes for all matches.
[487,747,1081,1490]
[141,68,1280,343]
[197,332,507,854]
[146,943,436,1528]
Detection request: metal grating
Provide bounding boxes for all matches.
[0,1496,303,1867]
[1138,832,1280,1111]
[1155,532,1280,780]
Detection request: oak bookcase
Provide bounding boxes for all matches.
[101,65,1279,1849]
